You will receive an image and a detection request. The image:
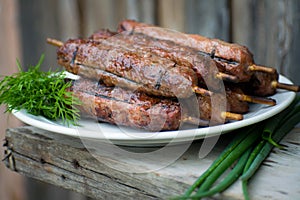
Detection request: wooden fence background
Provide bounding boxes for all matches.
[1,0,300,199]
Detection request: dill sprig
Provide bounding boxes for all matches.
[0,54,81,126]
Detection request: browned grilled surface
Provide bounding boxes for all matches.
[70,79,245,131]
[71,79,181,131]
[117,19,257,82]
[225,86,249,113]
[57,38,198,98]
[89,31,227,90]
[118,19,254,65]
[239,71,279,97]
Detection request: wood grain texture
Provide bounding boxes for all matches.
[158,0,185,31]
[231,0,300,84]
[0,1,26,200]
[4,126,300,199]
[3,1,300,199]
[185,0,230,41]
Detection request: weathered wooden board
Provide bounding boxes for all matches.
[231,0,300,85]
[0,1,26,200]
[3,126,300,199]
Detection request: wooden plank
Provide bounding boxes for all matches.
[4,127,192,199]
[18,0,61,70]
[79,0,120,37]
[281,0,300,85]
[185,0,230,41]
[0,0,26,200]
[157,0,186,32]
[56,0,80,41]
[231,0,300,85]
[4,126,300,199]
[125,0,156,24]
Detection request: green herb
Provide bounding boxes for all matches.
[0,54,81,126]
[173,95,300,200]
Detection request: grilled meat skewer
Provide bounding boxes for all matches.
[242,71,300,96]
[117,20,299,95]
[47,38,276,106]
[64,60,249,114]
[71,78,244,131]
[89,30,239,85]
[57,38,199,98]
[117,20,275,80]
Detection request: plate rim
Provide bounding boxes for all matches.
[12,74,296,145]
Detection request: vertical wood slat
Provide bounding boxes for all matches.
[125,0,156,24]
[56,0,80,41]
[15,1,87,200]
[0,1,26,200]
[80,0,120,37]
[157,0,185,32]
[281,0,300,85]
[185,0,231,41]
[81,0,157,37]
[231,0,300,84]
[18,0,60,70]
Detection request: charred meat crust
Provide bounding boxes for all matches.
[58,38,197,98]
[117,19,255,82]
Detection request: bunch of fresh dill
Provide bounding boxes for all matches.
[0,55,81,126]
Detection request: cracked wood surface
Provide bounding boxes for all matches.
[3,126,300,199]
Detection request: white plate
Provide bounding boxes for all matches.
[12,75,296,146]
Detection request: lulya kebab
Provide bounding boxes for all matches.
[49,36,232,97]
[53,43,249,116]
[47,38,256,122]
[118,19,300,95]
[70,78,243,131]
[48,33,275,114]
[89,29,239,85]
[86,29,276,105]
[53,38,201,99]
[47,37,275,107]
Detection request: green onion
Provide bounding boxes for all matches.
[196,126,261,193]
[180,127,253,198]
[241,103,300,182]
[185,148,252,199]
[175,95,300,200]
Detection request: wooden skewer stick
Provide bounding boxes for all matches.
[192,87,213,96]
[182,116,210,126]
[47,38,64,47]
[236,93,276,106]
[272,81,300,92]
[248,64,276,74]
[193,86,276,106]
[216,72,239,83]
[183,111,243,127]
[221,112,243,121]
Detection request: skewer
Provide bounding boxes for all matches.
[272,81,300,92]
[192,87,213,96]
[216,72,239,83]
[182,116,210,126]
[222,112,243,121]
[182,111,243,127]
[235,93,276,106]
[48,37,240,84]
[47,38,277,105]
[46,38,277,107]
[193,86,276,106]
[248,64,276,74]
[47,38,64,47]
